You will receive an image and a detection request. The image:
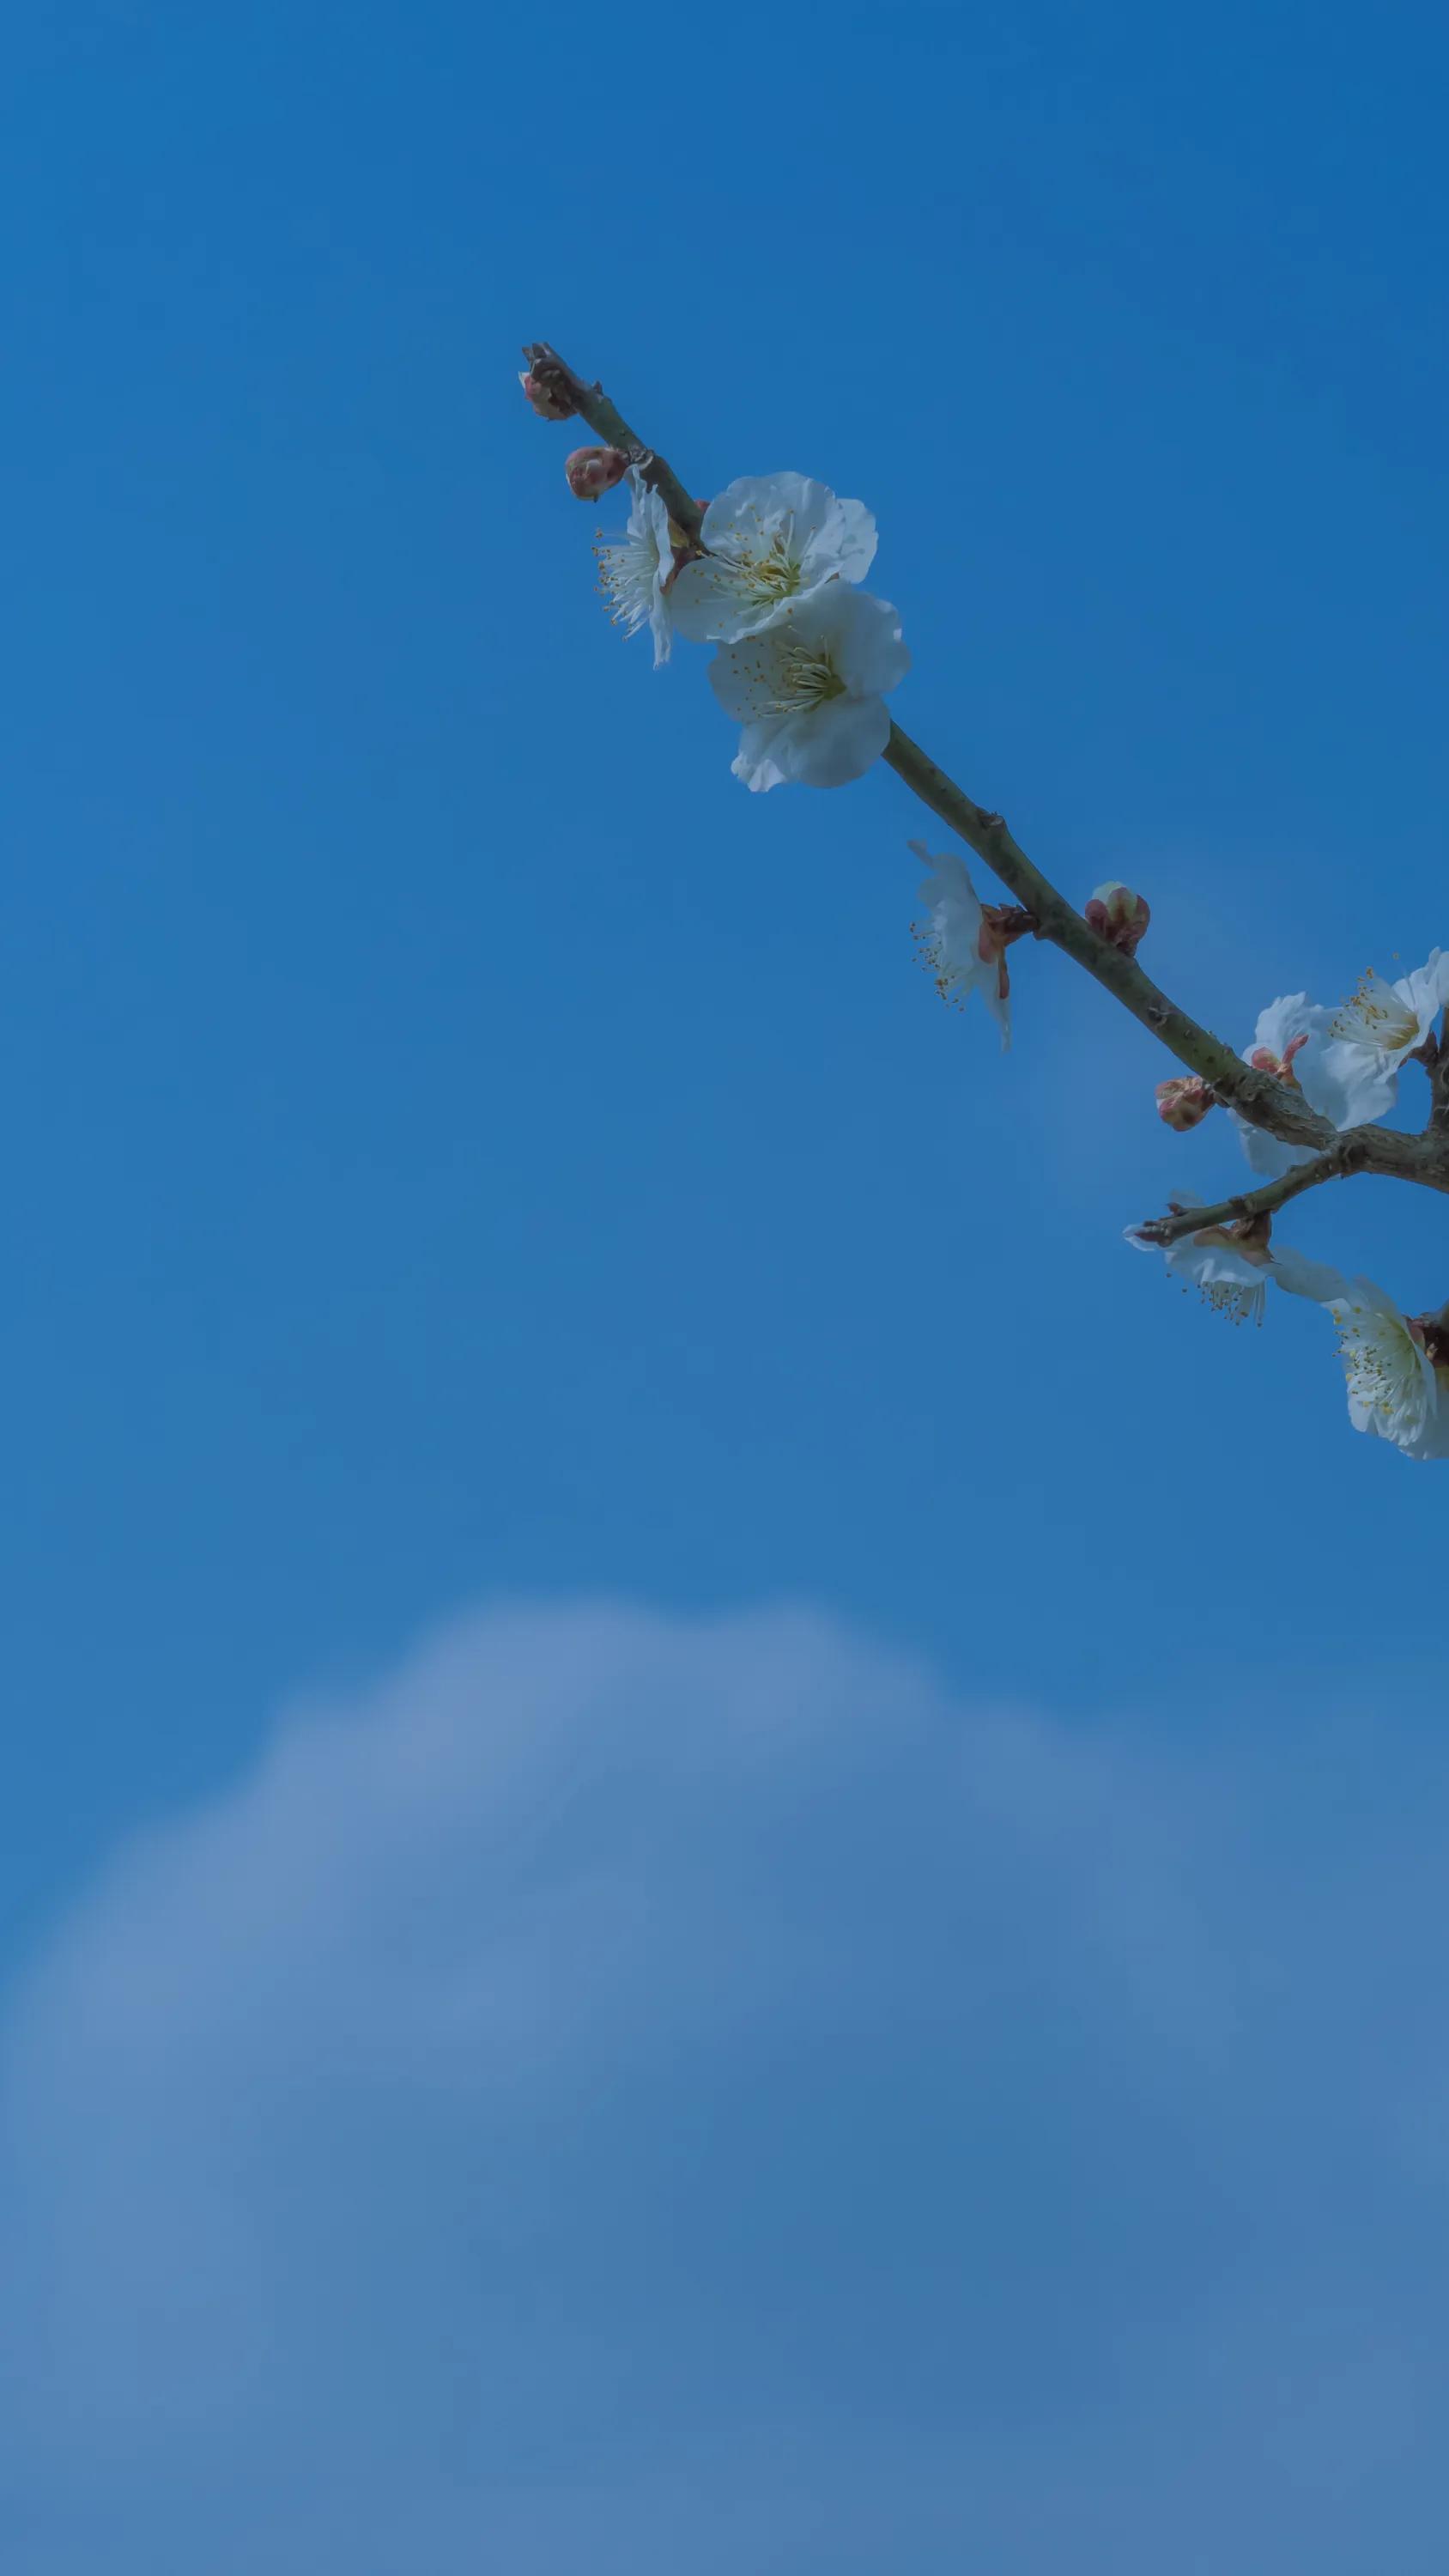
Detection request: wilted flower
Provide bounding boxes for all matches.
[709,585,908,792]
[670,472,877,643]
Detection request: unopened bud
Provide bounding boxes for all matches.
[1085,881,1151,957]
[565,445,630,501]
[518,368,576,422]
[1156,1075,1216,1132]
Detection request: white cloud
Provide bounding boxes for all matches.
[1,1598,1446,2573]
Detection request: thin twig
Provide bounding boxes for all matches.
[1135,1148,1354,1246]
[1137,1121,1449,1245]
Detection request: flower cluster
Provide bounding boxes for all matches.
[589,466,908,792]
[529,365,1449,1461]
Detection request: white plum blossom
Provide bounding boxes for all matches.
[710,585,908,793]
[1319,951,1449,1123]
[910,841,1012,1048]
[1125,1200,1343,1327]
[1228,992,1378,1181]
[1316,1277,1449,1461]
[670,472,877,643]
[592,470,676,667]
[1127,1203,1276,1325]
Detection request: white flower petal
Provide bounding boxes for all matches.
[1228,1115,1317,1181]
[675,471,880,641]
[1313,1036,1398,1125]
[1252,993,1313,1060]
[707,639,784,723]
[1126,1196,1321,1329]
[779,691,891,787]
[712,583,906,792]
[1267,1247,1354,1303]
[730,719,797,794]
[670,555,773,645]
[829,590,910,695]
[1395,948,1449,1046]
[821,493,878,585]
[1232,990,1389,1178]
[700,472,835,554]
[1325,1279,1441,1455]
[594,471,675,665]
[910,842,1010,1045]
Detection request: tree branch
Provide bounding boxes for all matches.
[1135,1151,1354,1247]
[1136,1123,1449,1245]
[882,726,1325,1139]
[524,338,1449,1197]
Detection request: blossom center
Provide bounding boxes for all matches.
[739,531,803,602]
[765,638,846,713]
[1332,975,1417,1052]
[1337,1309,1423,1422]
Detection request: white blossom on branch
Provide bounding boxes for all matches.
[910,841,1019,1049]
[709,586,908,793]
[521,337,1449,1457]
[1304,1276,1449,1461]
[670,473,876,643]
[1228,993,1376,1180]
[1322,951,1449,1122]
[1125,1202,1346,1327]
[593,470,676,667]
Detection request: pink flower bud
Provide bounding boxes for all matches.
[1085,881,1151,957]
[518,368,576,422]
[565,445,630,501]
[1155,1075,1216,1131]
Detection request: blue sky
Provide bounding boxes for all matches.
[2,1,1447,2566]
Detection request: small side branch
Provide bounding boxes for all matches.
[1136,1123,1449,1245]
[1135,1150,1354,1247]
